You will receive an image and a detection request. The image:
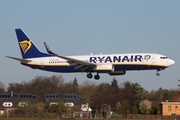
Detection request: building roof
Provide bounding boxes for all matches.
[161,102,180,104]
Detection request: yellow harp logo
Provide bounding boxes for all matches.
[19,40,32,54]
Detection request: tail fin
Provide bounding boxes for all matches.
[15,29,51,59]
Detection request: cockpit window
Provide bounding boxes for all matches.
[160,57,168,59]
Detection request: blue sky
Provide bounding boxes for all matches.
[0,1,180,91]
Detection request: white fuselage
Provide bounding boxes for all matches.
[22,53,174,73]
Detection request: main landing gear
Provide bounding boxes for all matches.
[87,73,93,79]
[87,73,100,80]
[94,74,100,80]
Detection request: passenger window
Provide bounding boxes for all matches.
[160,57,168,59]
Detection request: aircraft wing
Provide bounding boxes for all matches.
[6,56,31,62]
[43,42,96,70]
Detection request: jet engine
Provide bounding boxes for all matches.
[95,64,113,72]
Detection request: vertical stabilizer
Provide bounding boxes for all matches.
[15,29,51,59]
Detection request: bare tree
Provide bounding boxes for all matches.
[139,99,151,115]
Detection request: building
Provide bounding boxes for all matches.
[45,93,81,106]
[81,103,92,112]
[0,92,36,114]
[160,102,180,115]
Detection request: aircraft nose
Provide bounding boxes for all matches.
[169,59,175,66]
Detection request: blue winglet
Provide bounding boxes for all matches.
[43,42,54,54]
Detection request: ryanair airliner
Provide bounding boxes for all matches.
[6,29,175,80]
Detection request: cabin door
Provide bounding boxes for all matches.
[40,59,44,69]
[151,56,155,63]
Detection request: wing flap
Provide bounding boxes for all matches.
[75,64,85,70]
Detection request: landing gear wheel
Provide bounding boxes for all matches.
[94,74,100,80]
[156,73,160,76]
[87,73,93,79]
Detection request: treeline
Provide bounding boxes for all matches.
[0,75,179,115]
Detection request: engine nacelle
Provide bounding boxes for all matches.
[108,71,126,75]
[94,64,126,75]
[94,64,113,72]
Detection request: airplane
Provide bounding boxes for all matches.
[6,29,175,80]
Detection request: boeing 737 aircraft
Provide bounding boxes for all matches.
[6,29,175,80]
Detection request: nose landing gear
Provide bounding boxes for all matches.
[156,72,160,76]
[156,68,165,76]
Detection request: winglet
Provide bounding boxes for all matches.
[43,42,54,54]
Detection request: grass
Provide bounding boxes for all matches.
[0,118,59,120]
[0,118,177,120]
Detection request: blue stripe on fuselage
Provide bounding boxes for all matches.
[113,64,166,71]
[21,63,166,73]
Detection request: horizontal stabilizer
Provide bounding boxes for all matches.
[6,56,31,62]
